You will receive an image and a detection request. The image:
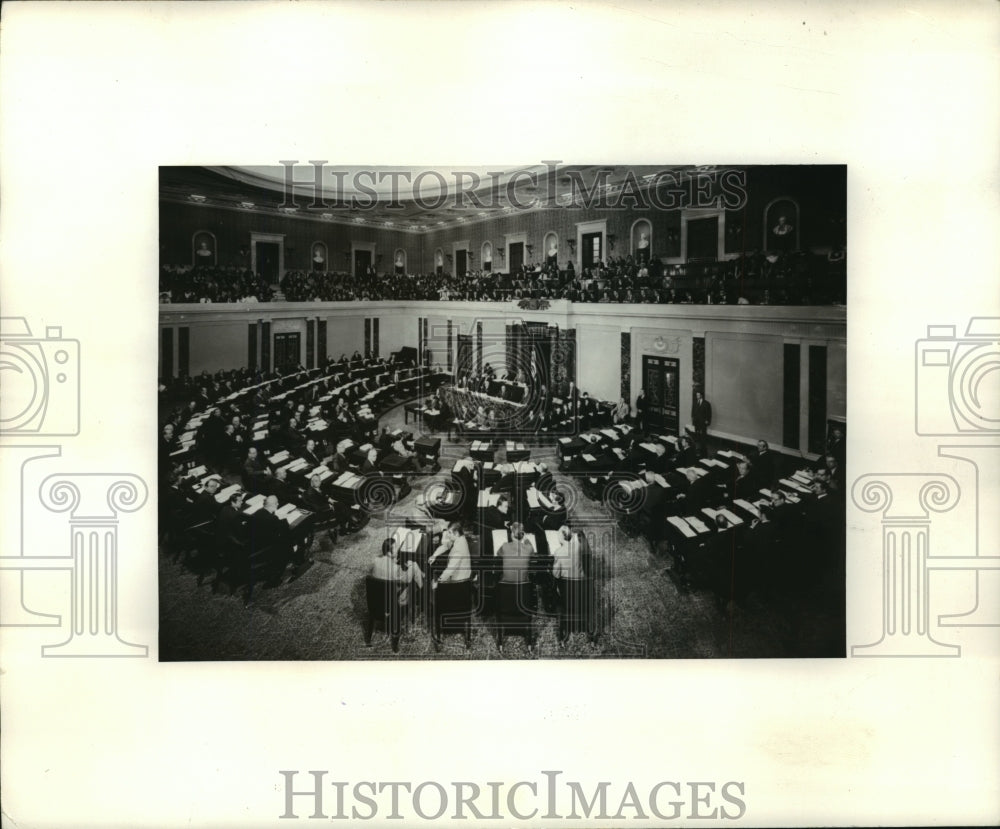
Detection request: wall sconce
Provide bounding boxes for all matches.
[497,248,506,261]
[445,254,453,265]
[607,234,617,252]
[566,238,576,255]
[343,251,351,262]
[525,244,534,257]
[376,254,383,265]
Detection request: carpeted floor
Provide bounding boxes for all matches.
[159,405,845,661]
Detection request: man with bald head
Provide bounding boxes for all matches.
[249,493,294,575]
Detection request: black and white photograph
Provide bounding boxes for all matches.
[157,163,848,660]
[4,3,997,827]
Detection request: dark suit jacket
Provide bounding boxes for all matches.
[193,491,221,523]
[249,508,289,553]
[753,451,776,487]
[482,506,510,530]
[692,400,712,430]
[215,503,246,548]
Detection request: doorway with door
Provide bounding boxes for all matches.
[255,241,280,283]
[354,249,372,278]
[642,355,680,435]
[581,231,602,272]
[508,242,524,274]
[273,333,301,372]
[686,216,719,260]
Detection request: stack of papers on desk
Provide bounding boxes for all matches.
[216,484,241,503]
[243,494,266,514]
[685,515,711,534]
[620,479,648,493]
[667,516,696,538]
[733,498,761,518]
[718,507,744,525]
[780,477,812,494]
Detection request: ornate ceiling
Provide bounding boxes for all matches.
[160,164,707,234]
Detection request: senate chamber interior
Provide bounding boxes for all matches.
[158,164,847,660]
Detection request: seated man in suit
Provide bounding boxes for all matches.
[330,440,353,475]
[730,460,756,502]
[268,466,296,505]
[540,489,569,531]
[193,477,223,524]
[242,446,272,492]
[215,490,247,551]
[372,536,424,609]
[612,397,630,425]
[822,453,845,495]
[301,438,322,467]
[674,435,698,468]
[752,440,776,488]
[429,523,472,587]
[284,417,305,451]
[345,445,370,475]
[680,468,715,511]
[248,494,296,576]
[483,492,512,531]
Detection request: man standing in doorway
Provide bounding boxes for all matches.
[691,389,712,457]
[635,388,648,434]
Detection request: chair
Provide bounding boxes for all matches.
[243,543,288,605]
[183,521,222,585]
[432,580,475,651]
[494,581,537,654]
[364,575,402,652]
[555,576,599,645]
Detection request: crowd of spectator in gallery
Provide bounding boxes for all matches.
[159,247,845,306]
[159,264,275,303]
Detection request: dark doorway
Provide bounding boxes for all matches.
[273,333,301,372]
[456,333,473,379]
[582,231,602,271]
[256,241,280,283]
[642,355,680,435]
[456,249,467,278]
[686,217,718,260]
[508,242,524,274]
[354,249,372,278]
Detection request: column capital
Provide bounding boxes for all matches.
[38,473,148,522]
[852,473,959,521]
